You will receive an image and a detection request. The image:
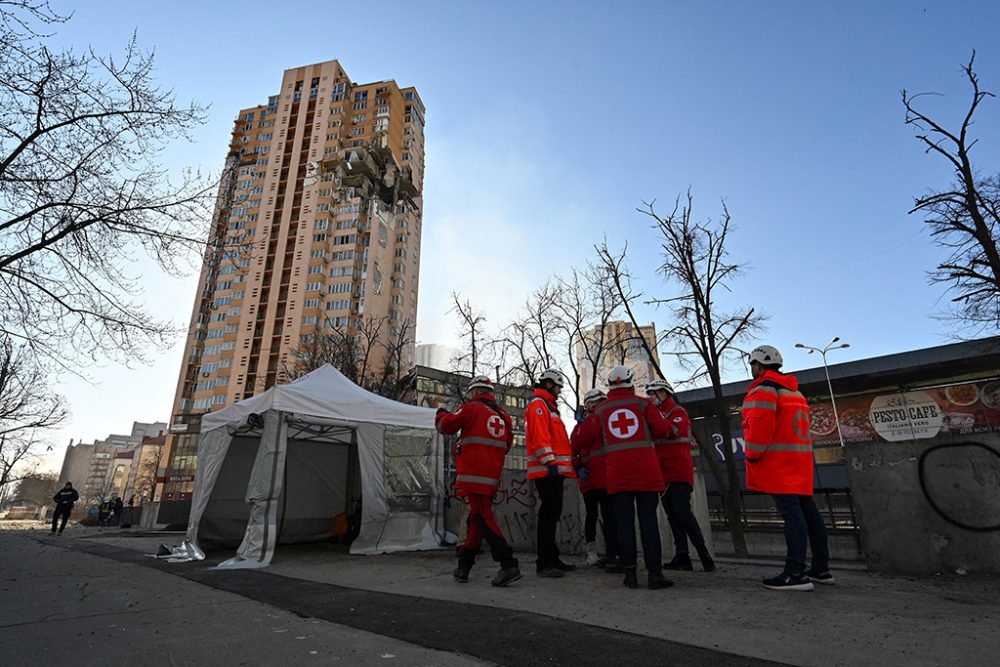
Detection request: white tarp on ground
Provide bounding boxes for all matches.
[184,365,446,569]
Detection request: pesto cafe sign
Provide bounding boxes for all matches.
[868,390,944,442]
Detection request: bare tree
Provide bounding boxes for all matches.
[0,1,67,58]
[594,241,665,380]
[0,6,213,370]
[283,316,413,399]
[10,470,58,506]
[638,192,766,557]
[368,319,415,400]
[552,266,622,414]
[903,51,1000,334]
[0,334,65,492]
[131,444,162,504]
[449,292,488,376]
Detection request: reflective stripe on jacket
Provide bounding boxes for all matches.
[436,393,513,497]
[741,370,815,495]
[593,388,669,493]
[524,389,575,480]
[653,398,696,487]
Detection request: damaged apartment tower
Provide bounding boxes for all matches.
[157,60,425,503]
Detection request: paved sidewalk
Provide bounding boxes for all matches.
[0,532,488,666]
[7,528,1000,666]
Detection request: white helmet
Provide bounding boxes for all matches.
[538,368,565,387]
[583,388,606,406]
[607,364,634,388]
[646,379,674,395]
[749,345,783,368]
[468,375,494,392]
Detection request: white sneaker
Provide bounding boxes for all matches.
[585,542,599,565]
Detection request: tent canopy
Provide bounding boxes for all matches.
[201,364,433,432]
[186,365,446,568]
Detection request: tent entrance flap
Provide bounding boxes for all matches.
[199,435,261,548]
[276,435,357,545]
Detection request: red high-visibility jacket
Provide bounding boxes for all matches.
[575,388,670,494]
[742,370,815,496]
[570,412,605,492]
[653,397,695,487]
[524,388,576,480]
[436,393,513,497]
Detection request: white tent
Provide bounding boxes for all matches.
[185,364,447,569]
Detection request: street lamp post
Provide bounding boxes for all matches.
[795,337,850,449]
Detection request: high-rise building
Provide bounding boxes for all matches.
[158,60,425,501]
[576,321,660,395]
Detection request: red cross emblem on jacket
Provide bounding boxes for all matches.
[608,409,639,439]
[486,415,506,438]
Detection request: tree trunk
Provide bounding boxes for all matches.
[711,384,748,556]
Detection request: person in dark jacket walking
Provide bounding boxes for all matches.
[51,482,79,535]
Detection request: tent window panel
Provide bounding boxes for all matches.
[384,427,435,512]
[278,438,354,545]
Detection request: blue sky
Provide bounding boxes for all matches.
[37,1,999,467]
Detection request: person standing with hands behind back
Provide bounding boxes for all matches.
[743,345,832,591]
[525,368,577,578]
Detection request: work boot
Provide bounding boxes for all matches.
[663,554,693,571]
[604,558,626,574]
[647,568,674,590]
[697,547,716,573]
[585,541,599,566]
[623,568,639,589]
[455,549,475,583]
[491,563,523,587]
[554,559,577,572]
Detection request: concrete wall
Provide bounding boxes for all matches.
[712,529,863,561]
[444,470,714,561]
[846,433,1000,574]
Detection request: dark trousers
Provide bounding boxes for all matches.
[660,483,707,556]
[533,475,564,569]
[583,489,618,558]
[51,505,71,534]
[458,494,516,569]
[771,494,830,576]
[613,491,662,571]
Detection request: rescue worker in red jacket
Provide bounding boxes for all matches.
[573,365,674,590]
[743,345,832,591]
[646,379,715,573]
[436,375,522,587]
[570,388,618,567]
[524,368,577,578]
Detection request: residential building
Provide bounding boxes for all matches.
[159,60,425,501]
[402,366,532,471]
[576,321,660,395]
[57,421,167,508]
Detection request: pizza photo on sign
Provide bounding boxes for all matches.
[944,383,979,407]
[980,381,1000,410]
[839,407,875,439]
[809,404,837,436]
